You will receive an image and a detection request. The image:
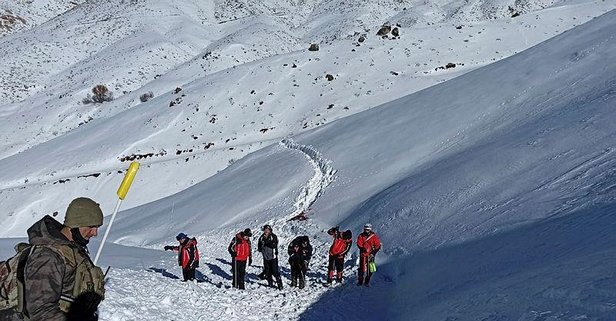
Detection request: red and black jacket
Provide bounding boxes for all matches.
[329,232,352,257]
[228,233,252,262]
[171,237,200,268]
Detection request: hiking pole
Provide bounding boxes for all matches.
[94,162,141,265]
[233,258,237,288]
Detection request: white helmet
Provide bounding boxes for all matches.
[364,223,373,230]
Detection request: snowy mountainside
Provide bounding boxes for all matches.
[1,0,614,237]
[0,0,86,37]
[80,9,616,320]
[0,2,614,320]
[301,10,616,320]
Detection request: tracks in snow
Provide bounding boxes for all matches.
[280,138,336,218]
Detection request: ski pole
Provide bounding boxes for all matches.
[233,258,237,288]
[94,162,140,265]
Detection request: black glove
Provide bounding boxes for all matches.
[67,291,102,321]
[368,254,375,261]
[248,257,253,266]
[164,246,173,251]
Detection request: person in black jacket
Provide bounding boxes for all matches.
[257,224,284,289]
[287,235,312,289]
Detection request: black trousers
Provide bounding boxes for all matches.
[232,259,247,289]
[290,260,307,288]
[264,258,281,284]
[259,258,268,279]
[182,266,196,281]
[327,256,344,282]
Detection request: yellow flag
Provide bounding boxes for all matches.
[117,162,140,200]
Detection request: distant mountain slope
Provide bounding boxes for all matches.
[0,0,614,237]
[0,0,86,37]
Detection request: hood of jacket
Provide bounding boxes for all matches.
[185,237,198,246]
[27,215,72,246]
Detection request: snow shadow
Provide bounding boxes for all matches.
[299,203,616,321]
[194,269,210,283]
[148,267,211,284]
[147,267,180,280]
[208,260,232,280]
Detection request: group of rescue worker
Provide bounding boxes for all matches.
[164,222,382,290]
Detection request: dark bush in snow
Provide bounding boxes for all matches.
[83,85,113,104]
[376,25,391,36]
[140,91,154,102]
[391,27,400,37]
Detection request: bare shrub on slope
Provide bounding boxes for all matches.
[82,85,113,104]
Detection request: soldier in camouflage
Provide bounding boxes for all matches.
[0,197,106,321]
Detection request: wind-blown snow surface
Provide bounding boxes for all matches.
[0,2,615,321]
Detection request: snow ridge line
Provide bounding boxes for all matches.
[280,138,336,217]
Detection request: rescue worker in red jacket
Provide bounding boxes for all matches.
[356,223,381,286]
[228,228,253,290]
[164,232,200,282]
[326,226,353,285]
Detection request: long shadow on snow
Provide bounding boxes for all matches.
[299,203,616,321]
[148,267,209,283]
[207,262,232,281]
[147,267,180,280]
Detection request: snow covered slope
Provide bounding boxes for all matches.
[0,0,86,37]
[297,9,616,321]
[0,1,615,320]
[1,0,614,237]
[80,9,616,321]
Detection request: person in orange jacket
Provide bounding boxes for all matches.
[228,228,253,289]
[164,233,200,282]
[326,226,352,285]
[356,223,381,287]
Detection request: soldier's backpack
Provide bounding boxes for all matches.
[0,242,32,312]
[0,242,105,316]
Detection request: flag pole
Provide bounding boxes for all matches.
[94,162,140,265]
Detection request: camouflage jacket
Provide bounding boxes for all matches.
[0,215,102,321]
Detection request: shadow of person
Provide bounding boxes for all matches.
[206,262,232,280]
[148,267,180,279]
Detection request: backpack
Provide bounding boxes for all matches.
[0,242,105,315]
[342,230,352,240]
[0,242,33,312]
